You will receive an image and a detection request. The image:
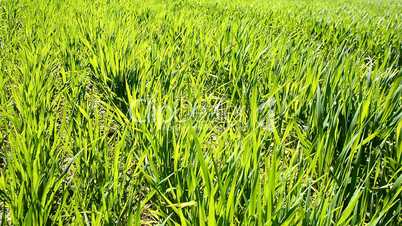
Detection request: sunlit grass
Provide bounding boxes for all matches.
[0,0,401,225]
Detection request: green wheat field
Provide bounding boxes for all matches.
[0,0,401,225]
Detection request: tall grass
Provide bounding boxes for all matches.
[0,0,401,225]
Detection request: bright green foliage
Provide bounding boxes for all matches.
[0,0,401,225]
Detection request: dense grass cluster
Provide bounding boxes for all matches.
[0,0,401,225]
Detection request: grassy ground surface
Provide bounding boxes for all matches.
[0,0,401,225]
